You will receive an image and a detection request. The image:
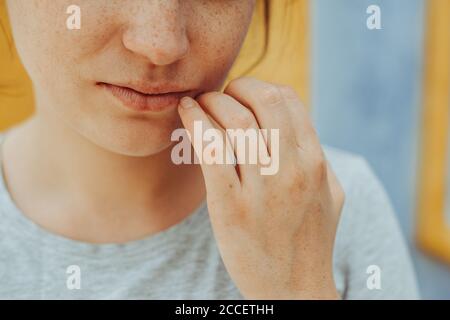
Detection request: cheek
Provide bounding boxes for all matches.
[8,1,66,77]
[8,0,111,88]
[188,2,255,89]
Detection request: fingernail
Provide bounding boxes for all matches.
[180,97,195,109]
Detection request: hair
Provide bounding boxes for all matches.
[241,0,271,76]
[0,0,13,58]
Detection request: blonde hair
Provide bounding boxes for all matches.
[0,0,13,57]
[228,0,309,102]
[0,0,34,130]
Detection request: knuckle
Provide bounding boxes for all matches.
[233,110,255,129]
[304,120,318,137]
[313,155,328,184]
[258,84,283,105]
[279,85,299,100]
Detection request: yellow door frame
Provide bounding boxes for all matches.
[416,0,450,265]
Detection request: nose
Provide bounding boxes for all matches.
[122,1,189,66]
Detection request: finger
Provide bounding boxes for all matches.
[197,91,270,183]
[178,96,240,193]
[224,77,298,156]
[277,85,321,152]
[207,113,238,171]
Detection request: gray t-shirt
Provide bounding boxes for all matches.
[0,133,419,299]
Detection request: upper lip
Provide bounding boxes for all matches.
[99,82,191,96]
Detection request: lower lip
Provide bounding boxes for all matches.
[99,83,190,113]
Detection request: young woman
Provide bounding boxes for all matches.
[0,0,419,299]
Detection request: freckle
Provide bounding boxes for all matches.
[228,184,233,189]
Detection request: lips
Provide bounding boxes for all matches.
[98,82,192,113]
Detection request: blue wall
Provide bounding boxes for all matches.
[312,0,450,299]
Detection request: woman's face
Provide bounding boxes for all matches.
[6,0,255,156]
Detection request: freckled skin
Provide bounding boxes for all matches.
[6,0,255,156]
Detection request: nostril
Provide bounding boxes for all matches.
[122,29,189,66]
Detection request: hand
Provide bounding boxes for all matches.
[178,77,345,300]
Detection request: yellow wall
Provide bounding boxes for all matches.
[0,0,309,130]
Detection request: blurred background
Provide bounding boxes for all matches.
[312,0,450,299]
[1,0,449,299]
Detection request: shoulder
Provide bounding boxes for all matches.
[322,145,388,250]
[322,145,393,232]
[323,145,390,217]
[323,145,419,299]
[323,145,399,251]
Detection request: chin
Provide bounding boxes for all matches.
[104,136,175,157]
[76,114,181,157]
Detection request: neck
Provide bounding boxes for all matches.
[3,112,206,243]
